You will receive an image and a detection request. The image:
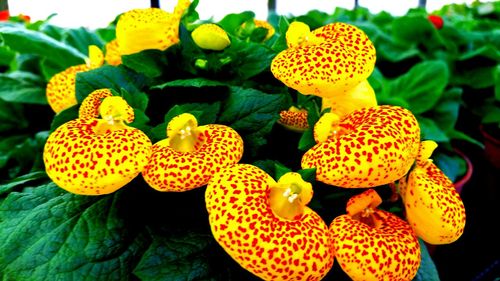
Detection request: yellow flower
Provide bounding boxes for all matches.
[43,89,152,195]
[330,189,421,281]
[46,45,104,113]
[115,0,191,56]
[399,140,466,244]
[142,113,244,192]
[191,23,230,51]
[205,164,334,280]
[271,22,376,99]
[321,79,377,120]
[104,39,122,66]
[302,105,421,188]
[276,106,309,132]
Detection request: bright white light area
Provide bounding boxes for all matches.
[7,0,478,29]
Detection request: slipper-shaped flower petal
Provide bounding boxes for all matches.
[277,106,309,132]
[330,189,421,281]
[46,45,104,113]
[78,89,114,119]
[104,39,122,66]
[142,113,243,192]
[271,22,376,98]
[191,23,230,51]
[206,164,334,281]
[43,91,152,195]
[115,0,191,56]
[321,79,377,119]
[302,105,421,188]
[400,141,466,244]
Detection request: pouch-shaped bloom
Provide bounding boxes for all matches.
[277,106,309,132]
[302,105,421,188]
[116,0,190,56]
[206,164,334,281]
[330,189,421,281]
[191,23,230,51]
[399,141,466,244]
[46,45,104,113]
[142,113,243,192]
[271,22,376,98]
[43,89,152,195]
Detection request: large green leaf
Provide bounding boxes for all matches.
[417,117,450,143]
[152,78,226,90]
[384,60,449,114]
[121,50,167,79]
[0,25,86,69]
[391,15,446,50]
[0,99,28,133]
[452,66,496,89]
[228,39,277,80]
[63,27,105,54]
[413,239,440,281]
[0,71,47,104]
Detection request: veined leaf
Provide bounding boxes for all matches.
[0,71,47,104]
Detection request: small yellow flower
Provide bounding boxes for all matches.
[330,189,421,281]
[302,105,421,188]
[191,23,230,51]
[115,0,191,56]
[46,46,104,113]
[142,113,244,192]
[399,141,466,244]
[321,79,377,119]
[271,22,376,98]
[205,164,334,281]
[43,89,152,195]
[276,106,309,132]
[104,39,122,66]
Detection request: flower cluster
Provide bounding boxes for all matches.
[41,5,466,281]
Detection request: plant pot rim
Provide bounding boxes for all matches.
[453,147,473,194]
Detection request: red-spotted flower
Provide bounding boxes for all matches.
[302,105,421,188]
[206,164,334,280]
[399,140,466,244]
[46,45,104,113]
[115,0,191,56]
[142,113,244,192]
[330,189,421,281]
[43,89,152,195]
[277,106,309,132]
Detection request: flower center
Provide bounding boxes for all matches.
[166,113,203,153]
[314,112,352,143]
[346,189,383,228]
[93,96,134,134]
[269,172,313,220]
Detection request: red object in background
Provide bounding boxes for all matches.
[0,9,9,21]
[19,13,30,22]
[428,15,444,29]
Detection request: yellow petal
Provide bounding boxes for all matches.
[206,164,334,281]
[116,8,180,55]
[43,119,152,195]
[142,115,244,192]
[99,96,135,124]
[302,105,421,188]
[269,172,313,220]
[313,112,343,143]
[87,45,104,69]
[104,39,122,66]
[286,21,312,48]
[400,161,466,244]
[321,80,377,119]
[271,22,376,98]
[46,64,89,113]
[191,23,230,51]
[417,140,438,165]
[276,106,309,132]
[79,89,114,120]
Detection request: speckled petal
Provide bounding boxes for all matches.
[104,39,122,66]
[400,161,466,245]
[79,89,114,120]
[46,64,89,113]
[206,164,334,281]
[116,3,188,56]
[191,23,230,51]
[302,105,421,188]
[43,119,152,195]
[321,79,377,119]
[277,106,309,132]
[330,209,421,281]
[271,22,376,98]
[88,45,104,69]
[142,124,243,191]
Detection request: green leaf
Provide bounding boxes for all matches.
[75,65,149,102]
[121,89,149,112]
[391,16,446,49]
[453,66,496,89]
[218,86,289,154]
[385,60,449,114]
[0,99,28,133]
[270,16,290,52]
[0,183,150,280]
[433,151,467,183]
[218,11,255,36]
[0,25,86,69]
[0,171,47,196]
[229,39,276,80]
[152,78,226,89]
[413,239,440,281]
[297,168,316,183]
[121,50,167,78]
[50,105,79,132]
[0,45,15,66]
[458,44,500,62]
[298,128,316,151]
[252,159,280,178]
[63,27,105,54]
[133,231,216,281]
[418,117,450,143]
[427,87,462,131]
[0,71,47,104]
[274,162,292,179]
